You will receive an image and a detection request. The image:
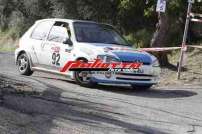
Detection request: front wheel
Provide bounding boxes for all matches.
[74,71,97,87]
[131,85,153,90]
[17,53,33,76]
[73,59,97,87]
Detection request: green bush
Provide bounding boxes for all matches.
[125,29,153,48]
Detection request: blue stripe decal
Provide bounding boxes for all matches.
[113,52,152,64]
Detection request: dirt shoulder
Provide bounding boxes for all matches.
[158,48,202,87]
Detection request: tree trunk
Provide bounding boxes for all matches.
[150,12,170,66]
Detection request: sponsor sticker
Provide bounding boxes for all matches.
[60,59,142,73]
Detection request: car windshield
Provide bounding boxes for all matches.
[73,22,129,46]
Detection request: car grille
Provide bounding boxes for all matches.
[116,73,154,77]
[116,77,152,81]
[115,72,154,81]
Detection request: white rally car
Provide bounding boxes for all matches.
[15,19,160,89]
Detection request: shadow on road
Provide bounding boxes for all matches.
[32,75,76,83]
[0,77,170,134]
[33,75,197,99]
[94,85,197,99]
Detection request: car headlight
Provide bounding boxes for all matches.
[152,59,160,67]
[97,55,120,63]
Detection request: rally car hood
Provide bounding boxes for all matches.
[112,51,152,65]
[77,43,155,64]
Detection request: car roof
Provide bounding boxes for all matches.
[35,18,97,24]
[35,18,115,30]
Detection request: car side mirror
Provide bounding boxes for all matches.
[63,38,73,46]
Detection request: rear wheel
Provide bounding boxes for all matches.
[17,53,33,76]
[74,59,97,87]
[131,85,152,90]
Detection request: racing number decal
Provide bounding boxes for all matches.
[52,53,60,66]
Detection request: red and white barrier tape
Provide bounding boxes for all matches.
[190,12,202,23]
[132,45,202,52]
[137,47,181,52]
[191,18,202,23]
[188,45,202,49]
[190,13,202,18]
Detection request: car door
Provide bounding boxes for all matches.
[42,22,73,71]
[29,21,54,66]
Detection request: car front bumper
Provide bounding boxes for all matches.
[90,66,160,85]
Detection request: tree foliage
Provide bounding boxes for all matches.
[0,0,201,46]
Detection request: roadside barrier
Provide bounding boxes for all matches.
[190,13,202,23]
[137,45,202,52]
[188,45,202,49]
[137,45,202,82]
[137,47,181,52]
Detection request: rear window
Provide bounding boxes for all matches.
[31,21,53,40]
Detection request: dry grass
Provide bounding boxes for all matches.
[0,30,18,52]
[159,48,202,86]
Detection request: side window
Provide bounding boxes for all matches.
[47,22,70,43]
[31,21,53,40]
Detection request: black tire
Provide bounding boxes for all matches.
[73,59,97,87]
[17,53,33,76]
[131,85,152,90]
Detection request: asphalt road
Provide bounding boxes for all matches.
[0,52,202,134]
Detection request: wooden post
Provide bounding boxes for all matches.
[177,1,192,80]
